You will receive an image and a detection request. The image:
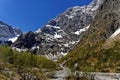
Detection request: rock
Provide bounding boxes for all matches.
[4,41,12,46]
[13,31,36,49]
[0,21,22,39]
[74,72,120,80]
[0,21,22,45]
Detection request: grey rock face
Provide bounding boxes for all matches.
[14,0,104,58]
[36,0,104,55]
[80,0,120,45]
[0,21,22,40]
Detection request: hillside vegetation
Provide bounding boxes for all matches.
[0,45,57,80]
[60,41,120,72]
[0,45,56,69]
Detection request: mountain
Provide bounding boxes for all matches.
[60,0,120,73]
[13,0,104,60]
[0,21,22,44]
[0,0,120,79]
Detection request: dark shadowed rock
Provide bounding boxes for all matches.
[14,31,36,49]
[4,41,12,46]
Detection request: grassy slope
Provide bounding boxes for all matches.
[60,41,120,72]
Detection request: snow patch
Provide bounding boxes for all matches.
[35,29,41,33]
[31,46,39,50]
[63,43,69,47]
[60,52,68,56]
[8,35,19,43]
[110,28,120,38]
[70,41,76,44]
[46,24,61,29]
[68,15,74,19]
[91,6,99,11]
[65,15,74,19]
[46,24,51,27]
[54,32,62,39]
[74,25,90,35]
[54,26,61,29]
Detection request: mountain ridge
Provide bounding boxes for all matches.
[0,21,22,44]
[13,0,104,60]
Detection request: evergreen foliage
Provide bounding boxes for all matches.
[0,45,56,69]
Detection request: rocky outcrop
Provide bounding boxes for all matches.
[14,31,37,49]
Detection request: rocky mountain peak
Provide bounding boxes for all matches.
[14,0,104,60]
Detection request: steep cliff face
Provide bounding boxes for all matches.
[14,0,104,59]
[60,0,120,72]
[35,0,104,56]
[80,0,120,47]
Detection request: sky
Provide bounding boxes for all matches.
[0,0,93,32]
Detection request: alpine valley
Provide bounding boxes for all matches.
[0,0,120,80]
